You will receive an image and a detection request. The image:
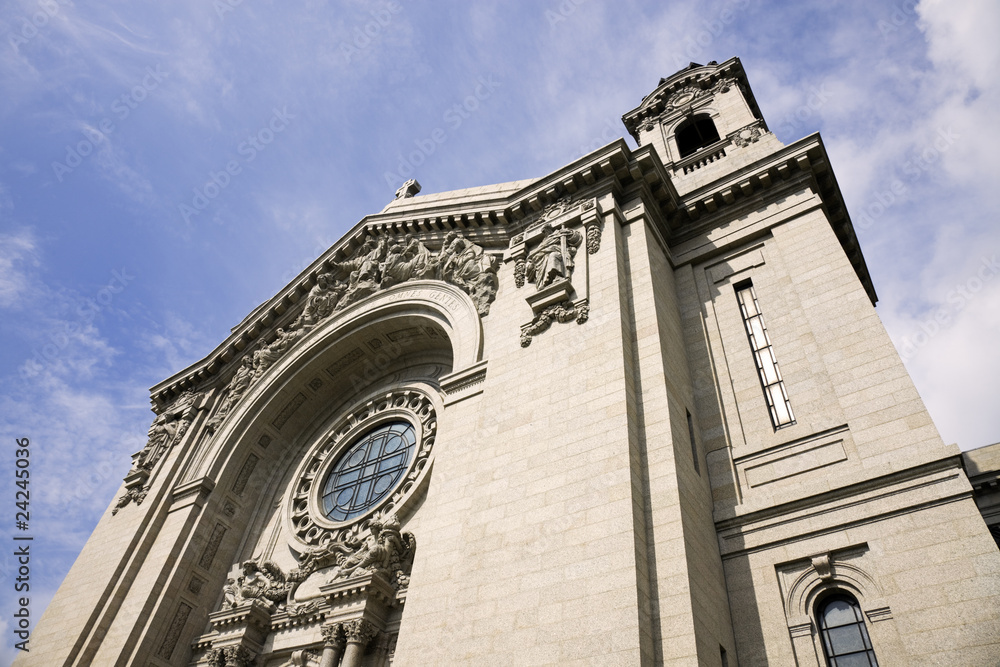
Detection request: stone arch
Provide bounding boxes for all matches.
[778,547,904,666]
[200,280,481,484]
[148,282,483,663]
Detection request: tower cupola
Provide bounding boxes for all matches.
[622,57,783,193]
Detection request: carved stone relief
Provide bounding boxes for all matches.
[732,121,765,148]
[114,390,201,515]
[222,559,294,611]
[508,198,597,345]
[520,300,589,347]
[202,231,497,438]
[291,514,416,592]
[525,224,583,290]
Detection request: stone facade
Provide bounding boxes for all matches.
[19,58,1000,666]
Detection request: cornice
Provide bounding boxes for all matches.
[660,133,877,306]
[148,140,676,406]
[149,123,874,405]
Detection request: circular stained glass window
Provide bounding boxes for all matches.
[320,421,416,522]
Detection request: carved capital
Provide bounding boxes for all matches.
[207,645,257,667]
[343,618,379,646]
[321,622,346,649]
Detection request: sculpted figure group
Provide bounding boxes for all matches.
[222,559,293,610]
[207,232,497,434]
[219,514,415,612]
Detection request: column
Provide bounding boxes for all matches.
[341,619,379,667]
[320,623,346,667]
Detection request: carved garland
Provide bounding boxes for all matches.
[520,300,589,347]
[287,389,436,548]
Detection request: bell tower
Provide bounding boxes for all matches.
[623,58,783,194]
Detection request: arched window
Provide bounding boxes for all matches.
[675,114,721,158]
[817,594,879,666]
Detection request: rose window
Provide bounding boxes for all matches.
[320,421,416,522]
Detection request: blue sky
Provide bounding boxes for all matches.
[0,0,997,659]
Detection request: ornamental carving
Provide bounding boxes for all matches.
[732,122,765,148]
[333,232,497,315]
[111,485,148,515]
[114,390,200,514]
[222,559,294,610]
[344,619,379,646]
[288,390,436,547]
[206,645,257,667]
[131,390,198,473]
[520,299,589,347]
[205,231,496,436]
[291,514,416,589]
[508,197,597,345]
[526,224,583,290]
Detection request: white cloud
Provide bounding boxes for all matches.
[0,227,38,309]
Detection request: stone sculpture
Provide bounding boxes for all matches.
[525,223,583,290]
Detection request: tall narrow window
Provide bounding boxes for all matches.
[735,282,795,428]
[686,409,700,474]
[817,594,879,666]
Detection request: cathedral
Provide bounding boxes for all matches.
[20,57,1000,666]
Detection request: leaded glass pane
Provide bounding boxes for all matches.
[321,421,416,522]
[735,283,794,428]
[819,595,879,667]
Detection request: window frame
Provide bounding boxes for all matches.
[816,592,880,667]
[734,280,795,430]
